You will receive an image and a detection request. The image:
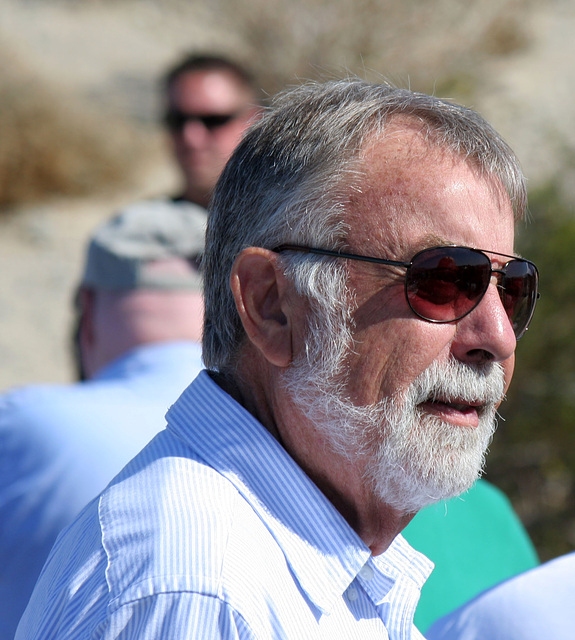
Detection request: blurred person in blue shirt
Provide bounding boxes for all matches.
[0,200,207,638]
[426,551,575,640]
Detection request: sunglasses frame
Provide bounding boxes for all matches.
[273,243,539,339]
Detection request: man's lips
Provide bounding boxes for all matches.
[418,399,484,428]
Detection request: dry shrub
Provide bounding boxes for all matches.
[203,0,535,97]
[0,53,155,210]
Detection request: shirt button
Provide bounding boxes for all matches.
[359,564,374,581]
[346,587,359,602]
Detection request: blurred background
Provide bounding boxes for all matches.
[1,0,574,562]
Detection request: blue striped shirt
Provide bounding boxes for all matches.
[17,370,432,639]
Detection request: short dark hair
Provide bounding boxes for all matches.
[163,53,258,98]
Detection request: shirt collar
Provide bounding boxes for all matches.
[166,371,370,613]
[166,371,432,616]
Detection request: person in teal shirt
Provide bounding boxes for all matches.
[403,478,539,632]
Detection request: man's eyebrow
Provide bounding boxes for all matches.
[368,234,444,262]
[409,234,524,260]
[406,234,448,255]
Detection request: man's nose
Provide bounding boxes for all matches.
[451,282,517,366]
[180,119,211,147]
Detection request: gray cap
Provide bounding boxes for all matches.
[81,199,207,291]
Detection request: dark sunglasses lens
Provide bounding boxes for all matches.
[164,111,186,130]
[201,114,235,130]
[406,248,491,322]
[164,111,236,131]
[500,260,539,339]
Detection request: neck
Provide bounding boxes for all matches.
[213,363,417,556]
[293,444,417,555]
[180,185,211,209]
[356,503,417,556]
[210,367,280,440]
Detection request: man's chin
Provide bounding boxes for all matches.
[367,425,492,512]
[370,468,483,514]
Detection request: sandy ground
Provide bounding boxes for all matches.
[1,199,108,389]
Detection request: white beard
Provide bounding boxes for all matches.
[282,348,505,514]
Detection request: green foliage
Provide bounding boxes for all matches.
[487,182,575,560]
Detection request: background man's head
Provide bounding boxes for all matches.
[75,200,207,380]
[201,80,534,522]
[162,53,262,208]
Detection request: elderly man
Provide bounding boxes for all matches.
[17,79,539,639]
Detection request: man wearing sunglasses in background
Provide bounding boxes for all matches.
[163,53,262,209]
[107,54,262,249]
[18,79,539,639]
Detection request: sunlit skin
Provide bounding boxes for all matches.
[342,120,516,423]
[229,118,518,556]
[166,69,260,207]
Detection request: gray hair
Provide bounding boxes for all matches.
[202,78,527,372]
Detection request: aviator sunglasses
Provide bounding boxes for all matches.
[273,244,540,339]
[164,109,242,132]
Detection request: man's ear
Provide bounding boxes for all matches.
[76,289,96,348]
[230,247,295,368]
[73,288,96,380]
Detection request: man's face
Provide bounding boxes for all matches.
[166,69,258,204]
[281,123,517,514]
[342,127,516,412]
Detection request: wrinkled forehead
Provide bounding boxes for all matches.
[343,121,515,254]
[356,115,502,185]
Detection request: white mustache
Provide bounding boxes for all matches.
[410,359,506,411]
